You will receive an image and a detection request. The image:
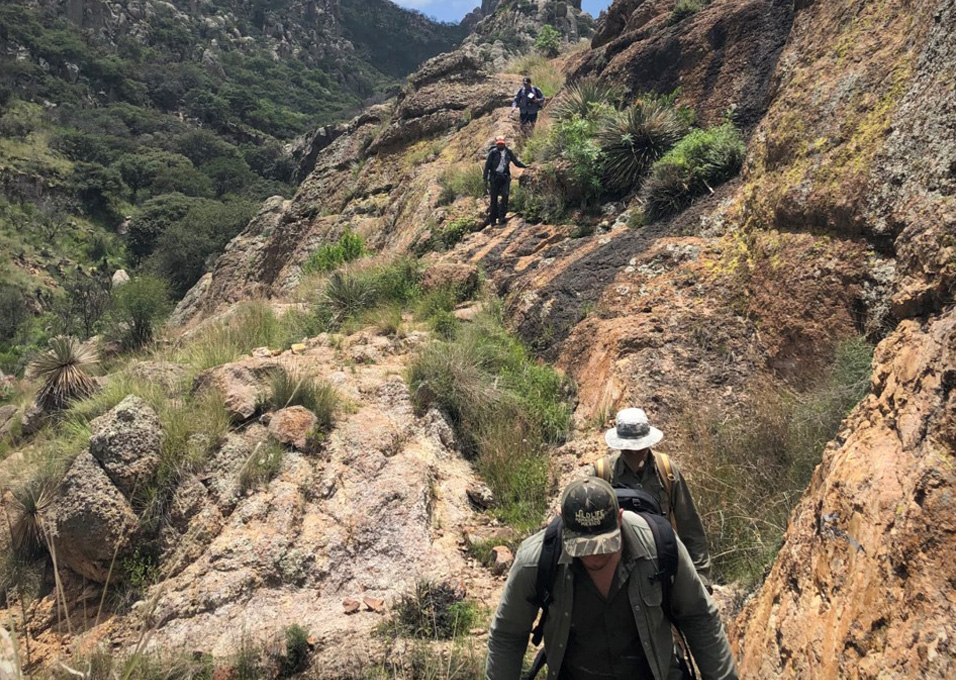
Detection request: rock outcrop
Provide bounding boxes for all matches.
[732,310,956,678]
[49,452,138,583]
[89,395,162,497]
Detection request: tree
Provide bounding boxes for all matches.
[109,275,170,348]
[126,193,206,261]
[534,24,561,57]
[55,269,113,339]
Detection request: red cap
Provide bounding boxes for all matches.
[495,136,506,144]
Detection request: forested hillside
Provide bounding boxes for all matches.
[0,0,464,373]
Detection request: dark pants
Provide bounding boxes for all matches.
[488,174,510,224]
[520,111,539,126]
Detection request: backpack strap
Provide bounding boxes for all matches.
[593,455,613,483]
[529,516,563,646]
[653,452,679,532]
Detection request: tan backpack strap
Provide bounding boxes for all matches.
[654,452,679,531]
[594,455,613,482]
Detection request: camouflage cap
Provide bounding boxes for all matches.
[560,477,622,557]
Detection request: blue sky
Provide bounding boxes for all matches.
[395,0,610,25]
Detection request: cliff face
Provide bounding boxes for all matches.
[728,0,956,675]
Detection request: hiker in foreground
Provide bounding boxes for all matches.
[593,408,712,583]
[483,135,526,226]
[512,76,545,128]
[486,477,738,680]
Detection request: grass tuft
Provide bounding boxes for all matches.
[382,581,480,640]
[684,337,874,586]
[437,165,486,206]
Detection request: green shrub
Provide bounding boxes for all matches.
[598,101,690,190]
[302,229,367,274]
[317,259,421,329]
[670,0,707,24]
[642,122,745,221]
[684,337,874,586]
[533,24,561,57]
[437,165,486,205]
[551,78,624,122]
[407,303,572,528]
[31,335,98,411]
[279,624,312,677]
[108,274,170,348]
[384,581,480,640]
[416,215,480,253]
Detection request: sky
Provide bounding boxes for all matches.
[394,0,611,25]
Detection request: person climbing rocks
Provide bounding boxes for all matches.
[483,135,526,226]
[512,76,545,128]
[486,477,739,680]
[592,408,713,584]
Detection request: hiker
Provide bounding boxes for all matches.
[512,76,545,127]
[483,135,526,226]
[593,408,713,583]
[486,477,738,680]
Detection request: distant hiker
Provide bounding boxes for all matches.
[593,408,713,583]
[512,76,545,127]
[486,477,739,680]
[483,135,526,226]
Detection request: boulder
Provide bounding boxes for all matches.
[128,361,189,395]
[17,402,48,436]
[421,263,479,298]
[491,545,514,575]
[0,406,20,441]
[89,395,162,497]
[466,482,495,510]
[111,269,130,288]
[194,360,280,422]
[268,406,317,452]
[49,452,138,582]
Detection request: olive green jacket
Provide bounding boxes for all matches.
[486,513,738,680]
[593,451,712,580]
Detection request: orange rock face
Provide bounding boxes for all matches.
[732,310,956,678]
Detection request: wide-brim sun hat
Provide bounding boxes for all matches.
[605,407,663,450]
[560,477,621,557]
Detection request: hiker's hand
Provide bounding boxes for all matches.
[484,182,489,195]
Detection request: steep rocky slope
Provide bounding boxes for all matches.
[2,0,955,675]
[169,0,956,676]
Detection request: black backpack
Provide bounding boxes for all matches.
[523,486,680,679]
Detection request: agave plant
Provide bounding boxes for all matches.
[551,77,626,122]
[598,102,689,190]
[32,335,98,410]
[9,478,58,557]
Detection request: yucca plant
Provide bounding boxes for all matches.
[551,77,625,122]
[32,335,98,410]
[598,102,690,190]
[10,478,58,557]
[320,270,378,323]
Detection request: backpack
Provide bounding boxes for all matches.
[594,452,678,531]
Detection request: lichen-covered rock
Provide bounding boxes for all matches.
[128,361,189,395]
[49,452,138,583]
[89,395,162,497]
[0,406,19,441]
[268,406,318,452]
[194,360,281,422]
[421,262,479,298]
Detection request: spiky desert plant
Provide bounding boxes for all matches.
[598,101,689,190]
[9,478,58,557]
[32,335,98,410]
[551,77,625,121]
